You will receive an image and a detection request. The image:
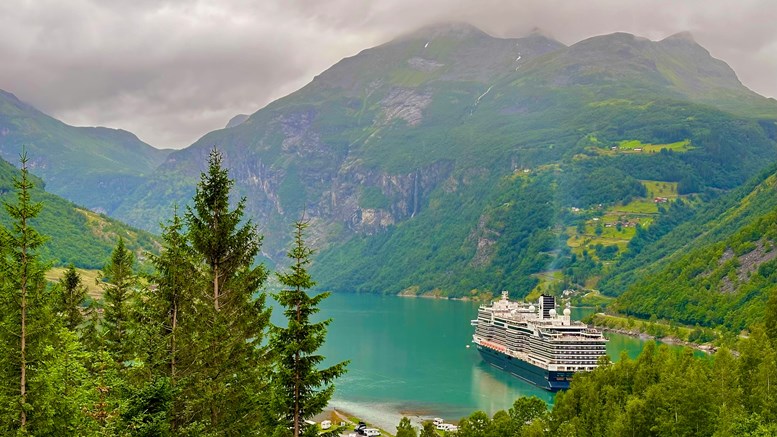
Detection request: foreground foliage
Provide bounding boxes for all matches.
[0,153,52,433]
[0,149,341,435]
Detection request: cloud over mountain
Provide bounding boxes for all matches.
[0,0,774,149]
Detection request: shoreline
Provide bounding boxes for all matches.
[323,400,462,436]
[594,325,718,354]
[396,293,478,301]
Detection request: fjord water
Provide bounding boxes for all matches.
[282,293,657,428]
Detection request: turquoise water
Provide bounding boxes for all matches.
[272,293,686,428]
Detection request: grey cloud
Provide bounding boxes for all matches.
[1,0,775,149]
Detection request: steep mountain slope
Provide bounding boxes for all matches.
[0,89,170,213]
[604,165,777,331]
[0,157,159,269]
[113,23,567,231]
[112,24,777,296]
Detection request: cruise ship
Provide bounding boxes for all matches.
[471,292,608,391]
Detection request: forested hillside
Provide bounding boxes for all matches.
[600,165,777,331]
[0,157,158,268]
[0,151,342,435]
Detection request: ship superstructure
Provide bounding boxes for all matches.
[471,292,608,391]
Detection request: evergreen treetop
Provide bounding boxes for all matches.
[0,152,54,433]
[270,220,348,437]
[187,148,261,311]
[101,237,137,365]
[57,264,88,330]
[178,147,271,434]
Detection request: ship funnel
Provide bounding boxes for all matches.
[539,294,556,319]
[501,291,509,300]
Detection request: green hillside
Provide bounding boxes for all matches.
[0,158,159,269]
[96,24,777,299]
[600,165,777,331]
[0,89,170,213]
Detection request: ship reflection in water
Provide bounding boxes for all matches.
[470,360,554,413]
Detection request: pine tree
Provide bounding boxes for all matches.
[85,349,122,434]
[419,422,437,437]
[182,148,271,433]
[188,148,259,313]
[396,417,418,437]
[765,289,777,345]
[0,152,53,433]
[101,237,137,365]
[80,299,105,358]
[151,212,188,373]
[147,209,196,431]
[36,328,96,435]
[269,220,348,437]
[57,264,88,330]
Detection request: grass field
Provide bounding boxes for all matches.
[642,180,679,198]
[564,179,682,262]
[574,290,614,307]
[588,139,693,157]
[617,139,693,153]
[45,267,103,298]
[566,191,660,260]
[611,199,659,214]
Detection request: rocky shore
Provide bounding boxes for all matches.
[594,325,718,354]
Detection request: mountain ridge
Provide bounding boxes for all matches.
[0,89,171,213]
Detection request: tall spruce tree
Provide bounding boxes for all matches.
[147,209,196,432]
[57,264,88,331]
[0,153,53,433]
[101,237,137,365]
[37,328,96,436]
[182,148,271,434]
[148,211,189,375]
[188,148,260,313]
[270,220,348,437]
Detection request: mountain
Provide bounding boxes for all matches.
[513,31,776,117]
[0,89,170,213]
[102,24,777,297]
[603,164,777,331]
[0,157,159,269]
[225,114,250,129]
[110,23,568,231]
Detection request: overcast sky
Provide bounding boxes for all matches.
[1,0,775,149]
